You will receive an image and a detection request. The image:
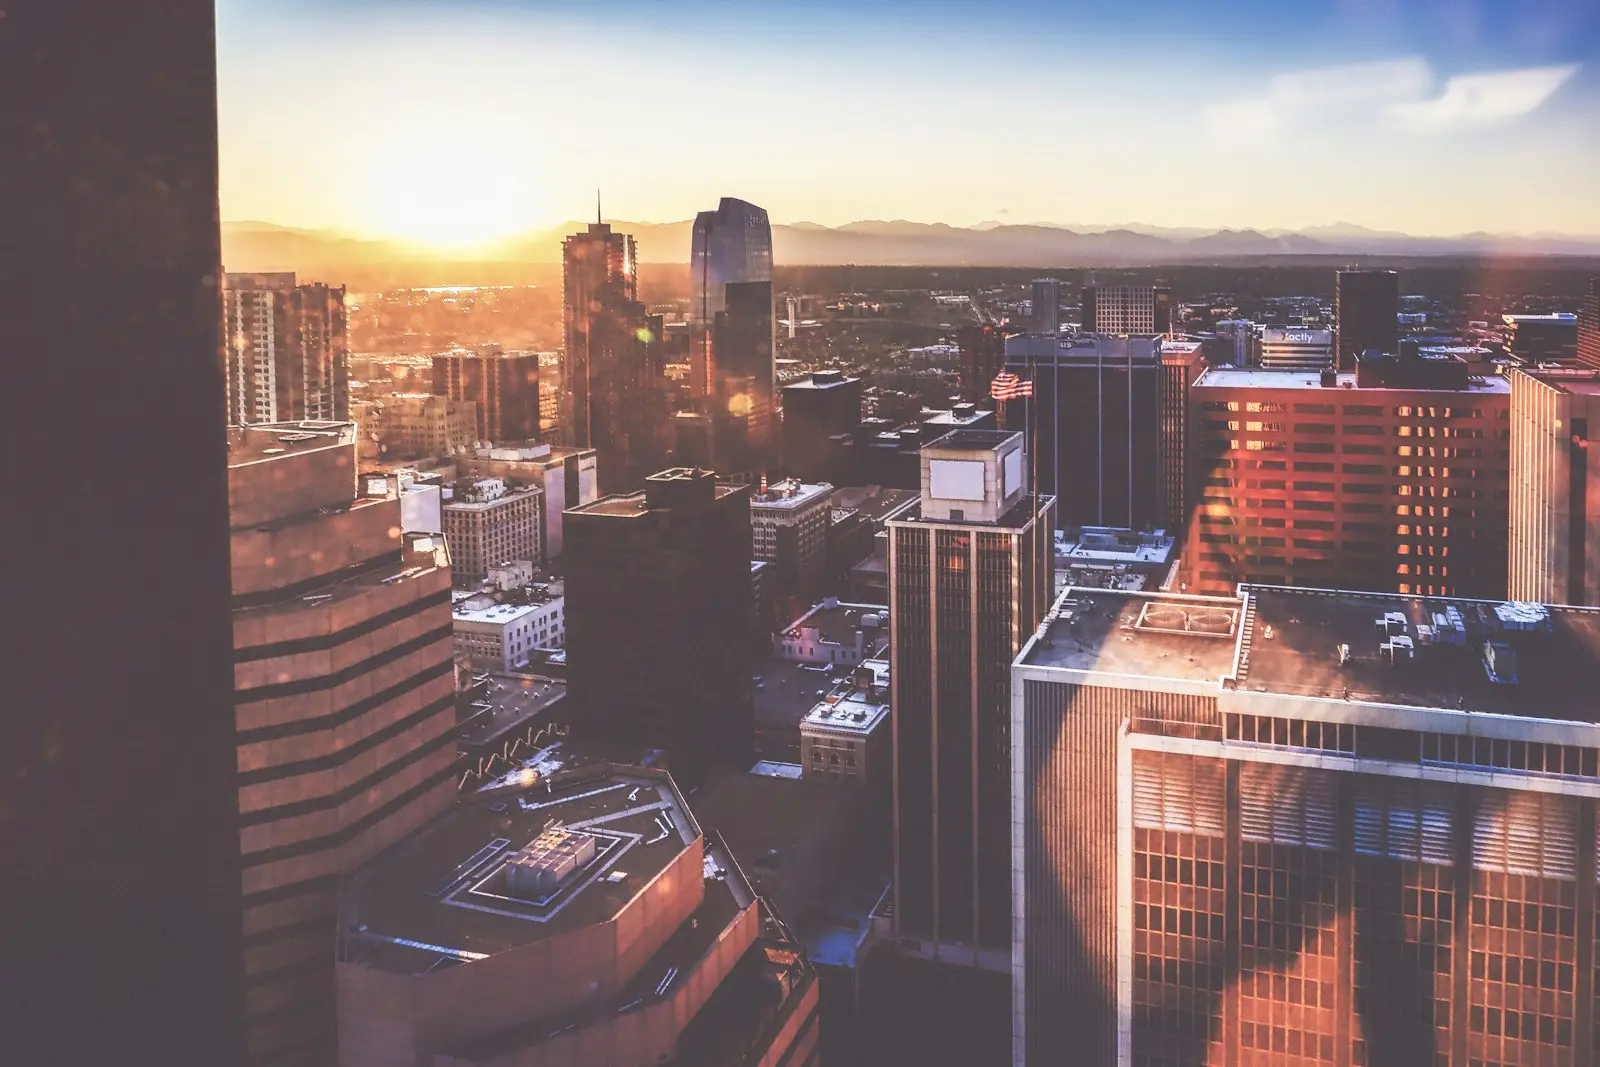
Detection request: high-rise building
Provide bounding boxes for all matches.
[565,468,755,783]
[1014,582,1600,1067]
[1336,269,1400,370]
[9,8,242,1062]
[459,441,599,562]
[1257,326,1335,370]
[1508,366,1600,606]
[714,279,778,476]
[1184,357,1511,598]
[336,764,820,1067]
[690,197,775,400]
[430,345,541,444]
[889,431,1056,968]
[1214,319,1256,366]
[1579,279,1600,370]
[562,222,664,493]
[228,422,456,1064]
[750,477,835,621]
[1160,340,1207,537]
[1003,334,1164,531]
[440,477,543,586]
[1030,278,1062,338]
[958,323,1012,402]
[782,369,862,482]
[1081,284,1172,336]
[224,271,349,424]
[1504,314,1579,365]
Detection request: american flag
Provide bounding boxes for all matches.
[989,369,1033,400]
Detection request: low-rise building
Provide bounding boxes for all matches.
[799,659,890,787]
[451,589,565,672]
[773,598,889,666]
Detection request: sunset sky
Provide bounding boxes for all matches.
[217,0,1600,248]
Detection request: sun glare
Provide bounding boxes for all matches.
[363,138,545,252]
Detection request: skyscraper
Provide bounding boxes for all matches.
[1159,339,1207,537]
[958,323,1011,402]
[1508,366,1600,606]
[1336,268,1400,370]
[564,468,755,783]
[228,422,457,1064]
[1081,284,1172,336]
[1030,278,1062,338]
[691,198,777,475]
[562,221,664,493]
[1014,582,1600,1067]
[8,7,242,1063]
[889,431,1055,967]
[224,271,350,424]
[782,369,862,481]
[1576,278,1600,370]
[430,344,541,444]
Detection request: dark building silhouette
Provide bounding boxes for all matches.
[562,222,664,493]
[1160,340,1207,538]
[1576,278,1600,370]
[783,370,862,481]
[1336,269,1401,370]
[712,279,778,478]
[1004,334,1164,532]
[1503,313,1579,365]
[565,468,754,783]
[430,345,541,444]
[958,324,1012,402]
[6,6,243,1065]
[690,198,774,402]
[1015,583,1600,1067]
[890,431,1055,968]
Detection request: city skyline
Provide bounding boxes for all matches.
[218,0,1600,249]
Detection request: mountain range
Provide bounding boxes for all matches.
[221,218,1600,274]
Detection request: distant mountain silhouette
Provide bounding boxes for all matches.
[221,218,1600,273]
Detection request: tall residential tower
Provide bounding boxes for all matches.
[224,271,350,425]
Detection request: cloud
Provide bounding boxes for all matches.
[1387,64,1579,130]
[1205,57,1578,142]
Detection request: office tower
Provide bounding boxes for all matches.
[224,272,350,424]
[1336,268,1400,370]
[8,8,242,1063]
[565,468,755,783]
[1159,340,1207,537]
[958,323,1011,402]
[690,197,775,400]
[1579,279,1600,370]
[369,393,478,457]
[782,369,862,481]
[1504,313,1580,365]
[1184,354,1511,598]
[714,278,778,475]
[1014,582,1600,1067]
[459,442,599,561]
[1082,284,1173,336]
[430,344,540,445]
[751,477,835,621]
[1030,278,1062,337]
[889,431,1056,967]
[335,764,819,1067]
[562,222,664,493]
[1257,326,1335,369]
[1508,366,1600,605]
[1214,319,1256,365]
[440,477,543,585]
[229,423,456,1064]
[1003,333,1164,531]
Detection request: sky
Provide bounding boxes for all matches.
[217,0,1600,248]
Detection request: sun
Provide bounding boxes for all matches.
[363,138,546,252]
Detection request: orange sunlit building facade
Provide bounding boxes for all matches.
[1182,357,1511,599]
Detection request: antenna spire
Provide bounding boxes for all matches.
[596,189,602,225]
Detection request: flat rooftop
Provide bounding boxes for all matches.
[830,485,918,525]
[457,674,567,750]
[801,661,890,737]
[571,482,744,519]
[1236,586,1600,720]
[453,596,559,627]
[235,549,446,617]
[751,479,833,510]
[924,428,1018,453]
[1195,367,1511,393]
[341,766,706,976]
[226,421,355,465]
[1020,589,1242,685]
[780,601,888,650]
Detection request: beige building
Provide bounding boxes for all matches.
[1508,366,1600,605]
[370,393,478,458]
[228,422,457,1065]
[749,478,833,618]
[441,478,543,585]
[799,658,890,786]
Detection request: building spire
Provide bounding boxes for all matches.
[596,189,602,226]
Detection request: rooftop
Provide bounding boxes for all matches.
[924,428,1018,454]
[456,673,567,751]
[1503,313,1577,325]
[340,766,712,975]
[235,541,447,617]
[754,658,858,731]
[828,485,919,526]
[779,600,889,651]
[1194,367,1511,393]
[443,479,542,510]
[751,479,833,510]
[226,421,355,465]
[1059,526,1176,567]
[1019,589,1242,685]
[800,661,890,737]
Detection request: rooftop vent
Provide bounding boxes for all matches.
[505,827,597,900]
